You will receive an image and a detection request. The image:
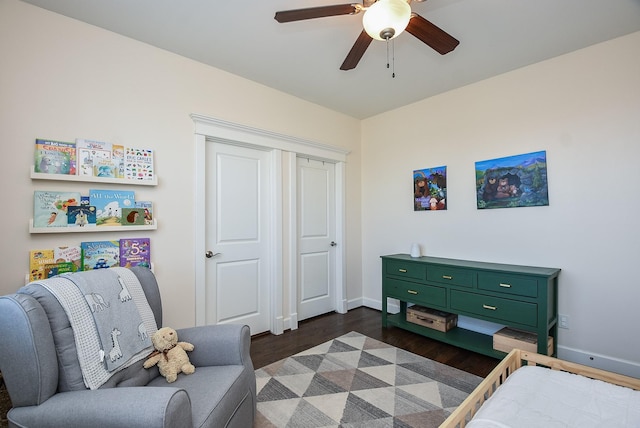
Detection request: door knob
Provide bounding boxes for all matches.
[205,251,221,258]
[330,241,337,247]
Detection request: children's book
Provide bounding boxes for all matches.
[43,262,76,278]
[67,206,97,228]
[34,139,76,175]
[89,189,135,226]
[93,157,116,178]
[119,238,151,268]
[76,138,112,177]
[121,208,145,226]
[29,249,55,281]
[54,246,82,271]
[33,190,81,228]
[134,201,153,225]
[125,147,154,181]
[112,144,125,179]
[81,240,119,270]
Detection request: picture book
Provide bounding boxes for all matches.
[134,200,153,225]
[121,207,145,226]
[93,157,116,178]
[89,189,135,226]
[119,238,151,268]
[76,138,112,177]
[112,144,125,179]
[81,240,119,270]
[33,190,82,228]
[54,246,82,271]
[125,147,154,181]
[67,206,97,228]
[34,139,76,175]
[29,249,55,281]
[43,262,75,278]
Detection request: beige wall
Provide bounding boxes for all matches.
[361,31,640,373]
[0,0,362,328]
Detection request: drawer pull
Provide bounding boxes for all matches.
[442,275,453,280]
[499,283,512,288]
[407,290,418,295]
[482,304,497,311]
[398,269,407,273]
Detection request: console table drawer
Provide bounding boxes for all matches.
[386,279,446,307]
[478,272,538,298]
[450,290,537,326]
[385,260,426,281]
[427,266,474,288]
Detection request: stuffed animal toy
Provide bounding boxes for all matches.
[144,327,195,383]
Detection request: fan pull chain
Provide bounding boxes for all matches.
[392,38,396,78]
[385,38,396,78]
[386,38,390,70]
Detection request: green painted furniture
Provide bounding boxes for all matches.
[381,254,560,358]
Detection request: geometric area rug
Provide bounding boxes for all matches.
[254,331,483,427]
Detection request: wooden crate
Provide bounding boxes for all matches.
[493,327,553,355]
[406,305,457,332]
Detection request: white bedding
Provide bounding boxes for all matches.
[467,365,640,428]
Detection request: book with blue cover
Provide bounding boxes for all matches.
[89,189,135,226]
[33,190,81,228]
[81,240,119,270]
[67,206,97,227]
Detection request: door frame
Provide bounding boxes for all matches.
[192,114,349,334]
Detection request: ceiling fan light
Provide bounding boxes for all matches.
[363,0,411,41]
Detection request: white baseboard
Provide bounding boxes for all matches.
[358,297,381,311]
[558,345,640,379]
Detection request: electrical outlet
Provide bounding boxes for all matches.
[559,314,569,329]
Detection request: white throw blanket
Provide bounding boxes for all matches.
[35,267,157,390]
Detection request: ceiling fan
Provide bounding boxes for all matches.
[274,0,459,71]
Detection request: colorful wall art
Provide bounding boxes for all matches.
[476,150,549,209]
[414,166,447,211]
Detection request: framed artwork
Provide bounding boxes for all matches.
[475,150,549,209]
[414,166,447,211]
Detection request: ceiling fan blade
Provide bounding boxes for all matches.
[275,4,360,23]
[340,30,373,70]
[405,13,459,55]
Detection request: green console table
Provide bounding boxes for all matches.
[381,254,560,358]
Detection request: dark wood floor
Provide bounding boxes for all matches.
[251,306,499,378]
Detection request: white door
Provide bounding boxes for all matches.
[297,158,336,320]
[205,142,271,335]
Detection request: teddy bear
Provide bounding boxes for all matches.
[143,327,195,383]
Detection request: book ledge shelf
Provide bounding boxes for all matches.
[24,263,155,285]
[30,167,158,186]
[29,219,157,234]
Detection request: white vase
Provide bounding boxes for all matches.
[410,243,420,258]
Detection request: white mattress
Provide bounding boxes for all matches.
[467,365,640,428]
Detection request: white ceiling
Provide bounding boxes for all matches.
[20,0,640,119]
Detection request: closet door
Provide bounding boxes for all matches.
[297,158,337,320]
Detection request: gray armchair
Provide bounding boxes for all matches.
[0,267,256,428]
